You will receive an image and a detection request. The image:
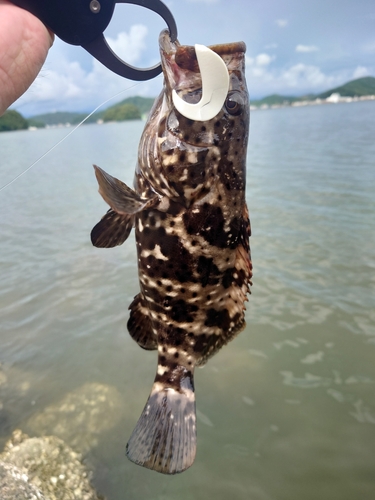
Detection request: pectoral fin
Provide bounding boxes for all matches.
[93,165,158,215]
[91,209,133,248]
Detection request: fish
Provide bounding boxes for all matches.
[90,30,252,474]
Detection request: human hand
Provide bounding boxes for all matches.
[0,0,54,115]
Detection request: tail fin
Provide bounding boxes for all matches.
[126,370,196,474]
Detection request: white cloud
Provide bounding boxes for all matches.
[295,45,319,53]
[275,19,288,28]
[255,53,273,66]
[280,63,335,88]
[246,53,274,67]
[14,25,155,114]
[246,53,275,80]
[246,61,348,98]
[105,25,148,64]
[352,66,370,79]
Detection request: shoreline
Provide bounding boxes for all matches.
[250,93,375,111]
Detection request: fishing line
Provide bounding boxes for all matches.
[0,77,161,193]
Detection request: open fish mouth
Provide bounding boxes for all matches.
[159,30,246,122]
[159,30,246,71]
[174,41,247,71]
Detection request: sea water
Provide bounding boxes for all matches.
[0,100,374,500]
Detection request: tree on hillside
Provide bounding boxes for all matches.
[103,103,141,122]
[118,96,155,115]
[0,110,28,132]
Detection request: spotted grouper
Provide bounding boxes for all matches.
[91,30,252,474]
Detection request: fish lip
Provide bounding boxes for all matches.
[175,42,247,72]
[158,28,246,64]
[159,30,246,90]
[159,29,180,57]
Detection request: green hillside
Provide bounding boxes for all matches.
[0,110,28,132]
[115,96,155,115]
[29,111,88,126]
[252,94,297,106]
[317,76,375,99]
[102,103,141,122]
[28,96,155,126]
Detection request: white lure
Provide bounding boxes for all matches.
[172,44,230,121]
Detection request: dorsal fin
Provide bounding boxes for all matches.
[94,165,158,215]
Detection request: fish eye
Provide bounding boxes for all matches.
[225,92,245,115]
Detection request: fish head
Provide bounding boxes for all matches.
[138,31,249,203]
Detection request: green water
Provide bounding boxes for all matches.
[1,101,374,499]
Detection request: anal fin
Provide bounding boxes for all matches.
[91,209,133,248]
[127,294,157,350]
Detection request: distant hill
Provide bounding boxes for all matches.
[29,111,88,126]
[317,76,375,99]
[113,96,155,116]
[252,94,297,106]
[251,93,316,106]
[252,76,375,107]
[28,96,155,126]
[0,110,28,132]
[102,102,141,122]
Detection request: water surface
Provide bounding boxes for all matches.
[1,101,374,499]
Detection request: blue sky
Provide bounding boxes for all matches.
[14,0,375,116]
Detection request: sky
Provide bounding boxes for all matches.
[13,0,375,116]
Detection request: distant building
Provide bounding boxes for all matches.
[326,93,341,103]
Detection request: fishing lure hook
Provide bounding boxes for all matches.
[172,45,230,121]
[9,0,178,81]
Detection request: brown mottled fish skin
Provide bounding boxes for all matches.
[91,30,252,475]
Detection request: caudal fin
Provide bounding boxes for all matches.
[126,373,196,474]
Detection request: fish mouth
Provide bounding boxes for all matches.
[159,30,246,93]
[158,30,246,69]
[158,31,247,143]
[175,41,247,72]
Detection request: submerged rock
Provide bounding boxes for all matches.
[0,460,46,500]
[0,430,102,500]
[26,383,125,453]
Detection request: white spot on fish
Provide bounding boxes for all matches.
[157,197,170,211]
[163,154,179,167]
[141,244,168,261]
[180,168,188,181]
[187,152,198,164]
[157,365,169,375]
